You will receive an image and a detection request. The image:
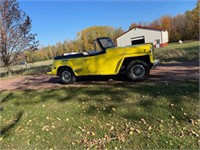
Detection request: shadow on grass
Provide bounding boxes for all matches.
[1,92,13,103]
[86,104,116,115]
[12,81,199,104]
[1,81,199,123]
[0,111,23,137]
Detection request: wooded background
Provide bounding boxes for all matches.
[11,1,200,63]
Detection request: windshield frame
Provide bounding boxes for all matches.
[96,37,115,51]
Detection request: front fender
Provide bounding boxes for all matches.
[114,58,124,74]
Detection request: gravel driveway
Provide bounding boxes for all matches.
[0,61,199,91]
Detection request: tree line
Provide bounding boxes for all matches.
[129,1,199,42]
[24,26,124,63]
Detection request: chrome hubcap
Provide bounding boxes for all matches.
[62,71,71,82]
[130,65,145,79]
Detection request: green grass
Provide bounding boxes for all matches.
[155,41,199,62]
[0,81,199,149]
[0,60,52,78]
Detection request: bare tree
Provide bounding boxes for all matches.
[0,0,38,75]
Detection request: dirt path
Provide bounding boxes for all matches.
[150,61,199,81]
[0,61,199,91]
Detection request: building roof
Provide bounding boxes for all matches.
[116,26,167,39]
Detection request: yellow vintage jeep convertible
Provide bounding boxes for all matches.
[47,37,159,84]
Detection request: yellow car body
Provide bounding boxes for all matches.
[47,37,159,83]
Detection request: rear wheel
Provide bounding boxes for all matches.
[60,68,76,84]
[126,60,150,81]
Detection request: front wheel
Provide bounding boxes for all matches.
[126,60,150,81]
[60,68,76,84]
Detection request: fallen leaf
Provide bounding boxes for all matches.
[112,108,116,111]
[191,130,199,137]
[135,129,141,134]
[141,118,146,124]
[42,125,50,131]
[129,131,133,135]
[147,126,152,131]
[110,126,114,130]
[56,118,61,121]
[27,139,30,145]
[91,132,95,136]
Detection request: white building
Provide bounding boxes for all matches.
[116,26,169,48]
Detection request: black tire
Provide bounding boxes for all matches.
[60,68,76,84]
[126,60,150,81]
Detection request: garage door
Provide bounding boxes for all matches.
[131,36,145,45]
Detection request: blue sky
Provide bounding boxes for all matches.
[18,0,197,46]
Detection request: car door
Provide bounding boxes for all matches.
[84,53,109,74]
[84,38,118,75]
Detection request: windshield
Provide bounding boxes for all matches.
[93,40,103,53]
[99,38,115,49]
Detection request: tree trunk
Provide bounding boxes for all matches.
[6,66,12,76]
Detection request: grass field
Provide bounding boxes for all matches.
[0,81,199,149]
[0,41,199,78]
[155,41,199,62]
[0,60,52,78]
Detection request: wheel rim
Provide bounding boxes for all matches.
[62,71,72,82]
[130,64,145,79]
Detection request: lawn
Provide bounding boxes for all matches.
[155,41,199,62]
[0,81,199,149]
[0,60,52,78]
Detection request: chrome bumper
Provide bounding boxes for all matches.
[46,66,52,75]
[46,71,52,75]
[152,59,160,69]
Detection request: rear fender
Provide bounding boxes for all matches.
[57,66,76,76]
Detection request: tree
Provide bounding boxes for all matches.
[129,23,138,30]
[149,19,160,28]
[186,1,199,40]
[78,26,124,51]
[112,27,124,45]
[0,0,38,75]
[160,16,171,30]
